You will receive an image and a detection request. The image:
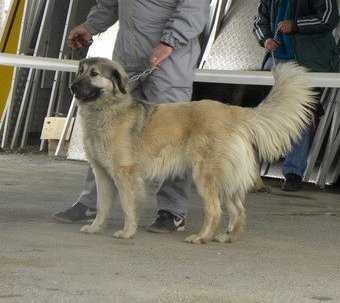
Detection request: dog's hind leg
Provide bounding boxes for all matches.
[233,196,246,235]
[185,166,222,244]
[214,192,246,243]
[80,164,114,234]
[112,166,145,239]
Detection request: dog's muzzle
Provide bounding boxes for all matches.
[71,79,101,102]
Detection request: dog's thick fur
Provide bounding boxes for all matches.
[72,57,315,244]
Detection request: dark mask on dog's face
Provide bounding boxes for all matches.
[71,63,101,101]
[71,58,128,102]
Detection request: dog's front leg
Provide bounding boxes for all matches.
[80,163,114,234]
[112,167,144,239]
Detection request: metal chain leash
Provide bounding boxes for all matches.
[65,37,156,84]
[128,67,157,83]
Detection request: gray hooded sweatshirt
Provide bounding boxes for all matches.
[83,0,210,93]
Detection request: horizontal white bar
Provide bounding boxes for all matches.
[0,53,78,73]
[194,69,340,88]
[1,53,340,88]
[195,69,274,86]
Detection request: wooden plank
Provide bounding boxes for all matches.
[40,117,75,141]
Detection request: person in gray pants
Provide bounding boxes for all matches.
[53,0,210,232]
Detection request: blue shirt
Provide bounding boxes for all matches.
[274,0,295,60]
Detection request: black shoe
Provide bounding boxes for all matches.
[281,173,303,191]
[147,210,185,233]
[52,202,97,223]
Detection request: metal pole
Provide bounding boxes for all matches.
[329,153,340,184]
[0,99,8,136]
[10,0,54,149]
[1,0,30,148]
[20,0,58,149]
[40,0,77,151]
[303,88,337,180]
[198,0,223,69]
[316,94,340,187]
[20,69,42,148]
[54,96,77,156]
[194,69,340,87]
[0,53,79,72]
[2,54,340,87]
[316,130,340,188]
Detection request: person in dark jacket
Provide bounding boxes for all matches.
[253,0,339,191]
[53,0,210,231]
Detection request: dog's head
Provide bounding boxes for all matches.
[71,57,129,102]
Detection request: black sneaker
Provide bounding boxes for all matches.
[52,202,97,223]
[281,173,303,191]
[147,210,185,233]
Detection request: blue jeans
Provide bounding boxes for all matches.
[263,57,310,177]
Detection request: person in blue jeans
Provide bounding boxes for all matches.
[253,0,339,191]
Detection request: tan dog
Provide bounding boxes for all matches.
[71,58,315,244]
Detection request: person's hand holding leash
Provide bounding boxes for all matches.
[264,38,280,52]
[68,24,93,49]
[278,20,294,34]
[149,43,174,67]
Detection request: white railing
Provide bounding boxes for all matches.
[1,53,340,87]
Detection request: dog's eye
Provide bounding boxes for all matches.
[90,70,99,77]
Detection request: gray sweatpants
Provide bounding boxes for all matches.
[77,76,192,219]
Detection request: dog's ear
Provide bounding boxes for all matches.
[112,65,128,95]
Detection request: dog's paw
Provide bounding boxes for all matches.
[257,185,272,193]
[80,224,102,234]
[213,233,232,243]
[184,234,207,244]
[113,230,134,239]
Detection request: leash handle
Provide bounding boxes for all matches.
[270,28,280,68]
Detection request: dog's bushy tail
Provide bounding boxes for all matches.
[244,62,316,162]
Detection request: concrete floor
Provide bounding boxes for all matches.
[0,153,340,303]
